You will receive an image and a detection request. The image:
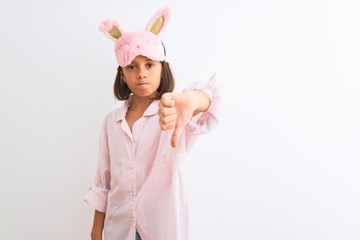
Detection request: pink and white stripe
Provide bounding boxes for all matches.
[84,74,221,240]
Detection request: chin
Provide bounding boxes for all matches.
[136,91,157,98]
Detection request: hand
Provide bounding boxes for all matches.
[158,92,196,148]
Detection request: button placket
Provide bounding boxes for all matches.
[130,138,136,223]
[129,117,145,225]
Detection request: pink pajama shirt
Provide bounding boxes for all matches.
[84,74,221,240]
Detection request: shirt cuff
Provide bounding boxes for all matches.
[83,185,109,213]
[184,74,222,135]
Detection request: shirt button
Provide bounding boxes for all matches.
[130,192,133,196]
[129,165,133,169]
[131,217,134,222]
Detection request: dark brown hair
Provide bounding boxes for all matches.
[113,61,175,100]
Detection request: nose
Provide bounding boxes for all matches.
[137,67,147,80]
[137,73,147,79]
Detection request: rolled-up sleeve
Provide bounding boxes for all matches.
[184,73,222,135]
[83,115,111,213]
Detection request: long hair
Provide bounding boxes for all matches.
[113,60,175,100]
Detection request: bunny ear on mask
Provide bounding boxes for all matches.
[98,6,171,67]
[99,19,125,41]
[145,6,171,35]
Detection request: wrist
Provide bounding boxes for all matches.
[186,91,200,113]
[188,90,210,114]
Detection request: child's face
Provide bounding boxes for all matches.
[122,55,162,99]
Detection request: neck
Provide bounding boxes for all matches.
[128,96,154,112]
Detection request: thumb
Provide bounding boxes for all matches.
[161,92,174,107]
[171,121,185,148]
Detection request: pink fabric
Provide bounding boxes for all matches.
[99,6,171,67]
[114,31,165,67]
[83,75,221,240]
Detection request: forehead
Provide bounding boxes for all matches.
[131,55,157,63]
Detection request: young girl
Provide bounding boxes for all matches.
[83,6,221,240]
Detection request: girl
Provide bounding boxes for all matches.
[84,6,221,240]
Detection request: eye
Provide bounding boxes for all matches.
[126,65,136,70]
[146,63,155,68]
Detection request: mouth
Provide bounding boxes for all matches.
[137,83,149,89]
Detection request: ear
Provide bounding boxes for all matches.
[99,19,125,41]
[145,6,171,35]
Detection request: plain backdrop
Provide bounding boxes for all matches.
[1,0,359,239]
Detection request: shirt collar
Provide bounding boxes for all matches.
[115,96,159,122]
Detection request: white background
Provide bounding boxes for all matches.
[1,0,359,239]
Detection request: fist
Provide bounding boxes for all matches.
[158,92,195,148]
[158,93,177,131]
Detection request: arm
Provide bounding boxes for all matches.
[83,116,111,239]
[158,90,210,147]
[91,210,105,240]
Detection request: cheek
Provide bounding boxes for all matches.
[155,72,162,85]
[155,67,162,79]
[150,68,162,82]
[123,72,136,82]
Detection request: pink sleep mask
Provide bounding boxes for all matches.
[99,6,171,67]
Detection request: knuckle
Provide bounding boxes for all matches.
[160,109,167,115]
